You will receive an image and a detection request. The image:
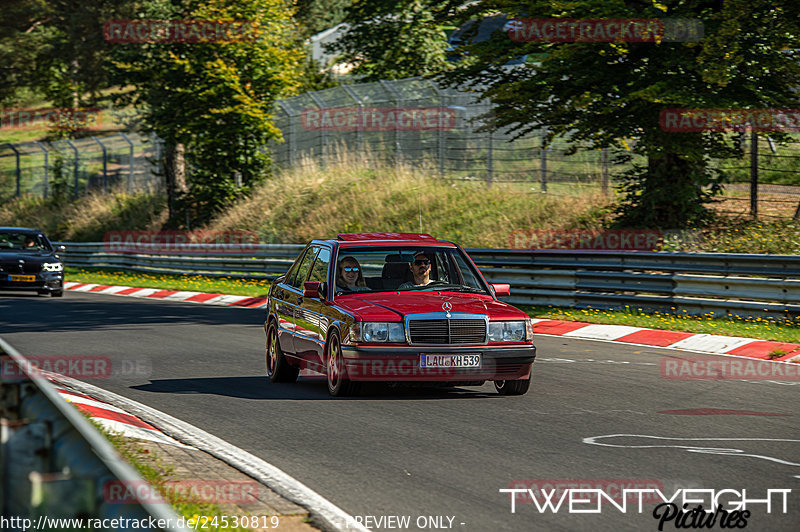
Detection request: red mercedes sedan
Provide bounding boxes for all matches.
[264,233,536,396]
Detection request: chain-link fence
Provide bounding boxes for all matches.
[270,77,800,219]
[0,132,163,201]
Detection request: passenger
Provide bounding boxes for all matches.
[337,256,368,291]
[398,251,434,289]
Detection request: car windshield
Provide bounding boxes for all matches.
[0,232,49,252]
[334,246,488,295]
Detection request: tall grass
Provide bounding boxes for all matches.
[209,152,613,247]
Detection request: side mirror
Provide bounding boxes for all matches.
[492,283,511,297]
[303,281,321,299]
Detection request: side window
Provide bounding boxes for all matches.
[287,247,319,289]
[308,247,331,284]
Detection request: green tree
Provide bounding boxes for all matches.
[329,0,454,81]
[113,0,304,225]
[440,0,800,228]
[295,0,354,36]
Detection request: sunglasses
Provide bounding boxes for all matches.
[414,259,431,266]
[343,266,360,272]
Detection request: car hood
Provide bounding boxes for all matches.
[335,291,527,321]
[0,251,57,265]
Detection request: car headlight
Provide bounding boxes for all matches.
[42,262,63,272]
[350,322,406,343]
[488,320,530,342]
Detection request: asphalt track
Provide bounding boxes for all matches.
[1,291,799,532]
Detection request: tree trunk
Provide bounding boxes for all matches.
[164,143,187,222]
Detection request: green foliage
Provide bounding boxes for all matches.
[440,0,800,229]
[113,0,305,225]
[295,0,354,36]
[330,0,454,81]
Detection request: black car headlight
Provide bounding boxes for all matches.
[350,322,406,343]
[488,320,532,342]
[42,262,63,272]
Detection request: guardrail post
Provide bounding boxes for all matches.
[119,133,135,193]
[4,143,21,197]
[91,136,108,193]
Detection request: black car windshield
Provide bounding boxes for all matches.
[334,246,488,295]
[0,232,49,252]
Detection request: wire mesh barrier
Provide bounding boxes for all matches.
[269,78,800,217]
[0,133,164,200]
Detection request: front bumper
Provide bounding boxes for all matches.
[0,272,63,293]
[340,344,536,382]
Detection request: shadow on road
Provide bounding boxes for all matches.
[0,293,265,333]
[130,375,498,401]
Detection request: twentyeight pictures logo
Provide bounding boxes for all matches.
[103,20,259,43]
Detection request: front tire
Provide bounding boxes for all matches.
[266,321,298,383]
[326,332,358,397]
[51,290,63,297]
[495,378,531,396]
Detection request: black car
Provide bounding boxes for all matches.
[0,227,64,297]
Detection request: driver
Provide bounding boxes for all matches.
[399,251,434,289]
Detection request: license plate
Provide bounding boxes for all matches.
[420,354,481,368]
[9,275,36,282]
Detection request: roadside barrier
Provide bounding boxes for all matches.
[56,243,800,319]
[0,337,189,531]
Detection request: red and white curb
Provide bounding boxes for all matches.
[531,319,800,363]
[64,281,268,308]
[50,378,190,448]
[64,281,800,364]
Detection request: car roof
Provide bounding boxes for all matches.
[327,232,457,248]
[0,227,44,234]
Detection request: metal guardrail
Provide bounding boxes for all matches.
[57,243,800,318]
[0,337,189,531]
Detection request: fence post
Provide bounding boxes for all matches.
[342,85,364,157]
[119,133,134,193]
[277,101,294,169]
[487,129,494,185]
[539,128,548,193]
[750,129,758,219]
[380,80,403,166]
[601,147,609,195]
[66,140,79,198]
[5,143,21,197]
[308,92,326,168]
[91,137,108,193]
[34,142,49,199]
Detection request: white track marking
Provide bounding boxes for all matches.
[562,324,644,341]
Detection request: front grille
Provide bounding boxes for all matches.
[408,319,486,345]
